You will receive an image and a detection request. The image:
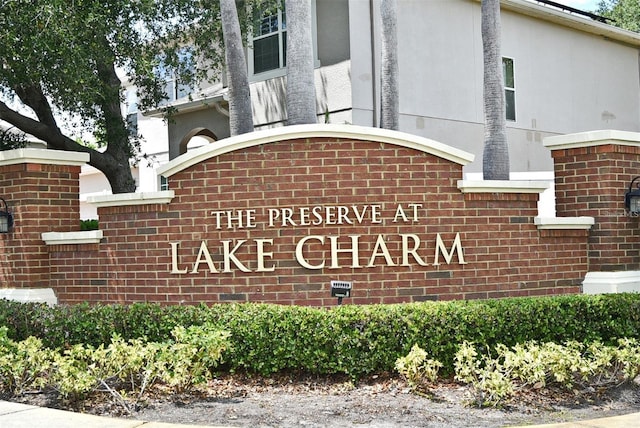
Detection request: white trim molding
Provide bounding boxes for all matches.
[87,191,175,208]
[543,130,640,151]
[0,148,89,167]
[534,216,595,230]
[157,124,475,178]
[583,271,640,294]
[0,288,57,305]
[457,180,549,194]
[42,230,103,245]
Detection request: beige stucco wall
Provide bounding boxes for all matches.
[349,0,640,174]
[138,0,640,179]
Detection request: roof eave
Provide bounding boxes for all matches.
[486,0,640,47]
[142,93,226,118]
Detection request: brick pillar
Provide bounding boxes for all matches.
[0,149,89,289]
[545,131,640,273]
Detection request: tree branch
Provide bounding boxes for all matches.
[0,99,84,153]
[13,83,59,130]
[0,98,128,179]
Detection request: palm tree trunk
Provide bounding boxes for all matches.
[481,0,509,180]
[220,0,254,135]
[380,0,399,130]
[285,0,317,125]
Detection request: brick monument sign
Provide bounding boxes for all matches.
[1,125,637,306]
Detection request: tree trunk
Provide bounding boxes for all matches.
[2,84,137,194]
[380,0,399,130]
[285,0,317,125]
[95,49,138,193]
[481,0,509,180]
[220,0,254,135]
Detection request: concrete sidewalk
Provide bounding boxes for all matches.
[0,401,222,428]
[1,400,639,427]
[524,412,640,427]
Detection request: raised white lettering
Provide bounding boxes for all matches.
[192,241,218,273]
[256,239,275,272]
[222,240,251,272]
[329,235,361,268]
[295,235,325,269]
[367,235,395,267]
[400,234,429,266]
[433,233,467,266]
[170,242,188,274]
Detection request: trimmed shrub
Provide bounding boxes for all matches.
[451,339,640,407]
[0,293,639,378]
[80,219,99,231]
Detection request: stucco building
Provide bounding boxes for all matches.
[80,0,640,218]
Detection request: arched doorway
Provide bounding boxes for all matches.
[178,127,218,155]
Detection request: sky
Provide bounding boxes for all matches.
[544,0,602,11]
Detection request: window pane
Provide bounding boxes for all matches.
[282,30,287,67]
[160,176,169,191]
[265,15,279,35]
[505,89,516,121]
[254,34,280,73]
[176,82,191,99]
[502,58,514,89]
[127,113,138,136]
[126,89,138,114]
[162,79,176,103]
[256,11,278,36]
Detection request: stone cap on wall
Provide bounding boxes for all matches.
[583,271,640,294]
[42,230,103,245]
[0,288,57,305]
[157,124,476,178]
[534,216,595,230]
[457,180,549,194]
[543,130,640,151]
[0,148,89,166]
[86,191,175,208]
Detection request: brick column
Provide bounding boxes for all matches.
[544,131,640,274]
[0,149,89,289]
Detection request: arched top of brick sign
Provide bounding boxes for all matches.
[157,124,475,178]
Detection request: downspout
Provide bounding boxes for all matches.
[370,0,378,127]
[214,102,230,117]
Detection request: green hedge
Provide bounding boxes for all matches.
[0,294,639,378]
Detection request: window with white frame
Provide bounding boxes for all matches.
[250,6,287,76]
[247,2,319,80]
[156,48,195,105]
[125,87,138,135]
[159,175,169,191]
[502,57,516,121]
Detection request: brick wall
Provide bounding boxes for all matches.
[549,138,640,272]
[0,151,87,289]
[41,127,589,305]
[12,127,635,306]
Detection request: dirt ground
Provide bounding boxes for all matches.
[14,373,640,428]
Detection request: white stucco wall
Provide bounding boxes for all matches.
[349,0,640,174]
[126,0,640,197]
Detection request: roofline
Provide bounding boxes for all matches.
[157,124,475,178]
[496,0,640,46]
[530,0,608,23]
[143,93,226,118]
